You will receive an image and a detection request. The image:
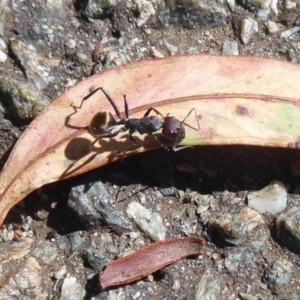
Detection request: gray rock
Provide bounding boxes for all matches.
[9,38,60,89]
[276,207,300,254]
[69,231,86,251]
[240,0,278,18]
[172,204,198,235]
[239,293,259,300]
[195,270,221,300]
[225,239,266,272]
[265,259,293,285]
[84,0,119,19]
[0,226,14,242]
[81,247,110,272]
[32,240,58,265]
[160,186,177,196]
[161,0,228,28]
[222,40,239,55]
[281,26,300,39]
[56,235,72,252]
[176,269,221,300]
[68,181,133,230]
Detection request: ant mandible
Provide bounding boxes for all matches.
[73,87,200,154]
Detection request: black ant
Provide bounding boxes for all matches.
[72,87,200,155]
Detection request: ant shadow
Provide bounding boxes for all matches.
[60,133,157,179]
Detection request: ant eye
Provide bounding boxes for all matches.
[89,111,117,136]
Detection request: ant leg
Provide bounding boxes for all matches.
[147,133,170,151]
[123,95,130,118]
[100,87,123,120]
[170,141,190,152]
[120,134,138,159]
[143,107,165,119]
[181,108,200,130]
[170,109,199,151]
[89,127,127,148]
[70,87,102,112]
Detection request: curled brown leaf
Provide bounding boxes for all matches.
[1,55,300,225]
[99,237,205,290]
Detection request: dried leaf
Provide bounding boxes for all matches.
[99,237,205,290]
[1,55,300,225]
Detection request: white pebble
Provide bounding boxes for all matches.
[222,40,239,55]
[0,38,7,49]
[240,17,258,44]
[60,276,86,300]
[127,201,166,241]
[0,49,7,62]
[247,181,287,214]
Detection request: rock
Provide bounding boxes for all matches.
[247,181,287,214]
[0,257,46,299]
[81,248,109,272]
[69,231,86,251]
[172,204,198,235]
[133,0,156,27]
[225,239,266,272]
[240,17,258,44]
[239,293,259,300]
[0,0,11,36]
[53,265,67,280]
[127,201,166,241]
[9,38,60,89]
[266,21,279,33]
[276,207,300,254]
[222,40,239,55]
[68,181,133,230]
[161,0,228,28]
[195,270,221,300]
[84,0,118,19]
[0,238,33,264]
[265,259,293,285]
[32,240,58,265]
[0,76,49,119]
[0,49,7,62]
[60,276,86,300]
[281,26,300,39]
[177,269,221,300]
[209,207,264,245]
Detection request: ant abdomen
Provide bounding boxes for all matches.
[89,111,117,136]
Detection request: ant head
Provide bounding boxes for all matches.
[89,111,117,136]
[162,116,185,141]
